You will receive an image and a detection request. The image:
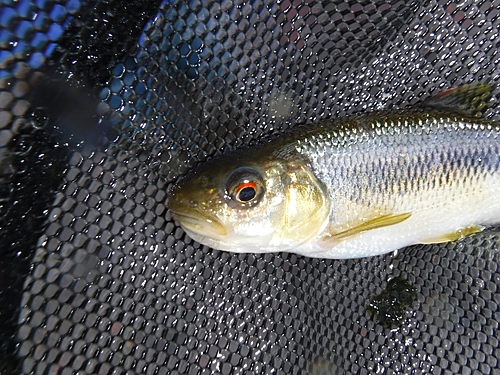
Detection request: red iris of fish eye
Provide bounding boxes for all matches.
[236,181,257,194]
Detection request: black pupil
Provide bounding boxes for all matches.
[238,186,256,202]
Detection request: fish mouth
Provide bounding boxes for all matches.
[169,208,228,237]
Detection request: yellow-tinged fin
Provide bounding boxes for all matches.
[319,212,412,247]
[421,83,493,118]
[421,225,484,244]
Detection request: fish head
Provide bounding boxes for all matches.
[167,148,331,253]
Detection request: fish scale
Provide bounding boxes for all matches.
[297,112,499,199]
[168,84,500,258]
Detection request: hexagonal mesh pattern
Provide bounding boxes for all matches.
[2,0,500,374]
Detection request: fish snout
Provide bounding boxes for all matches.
[167,183,228,237]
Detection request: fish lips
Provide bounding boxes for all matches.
[169,208,228,237]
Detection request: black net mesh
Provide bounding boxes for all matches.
[2,0,500,374]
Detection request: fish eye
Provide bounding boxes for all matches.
[235,182,257,202]
[226,167,264,206]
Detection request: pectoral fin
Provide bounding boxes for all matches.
[320,212,412,247]
[421,225,484,244]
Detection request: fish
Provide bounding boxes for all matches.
[167,83,500,258]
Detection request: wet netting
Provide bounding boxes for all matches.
[2,0,500,374]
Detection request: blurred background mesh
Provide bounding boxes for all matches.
[1,0,500,374]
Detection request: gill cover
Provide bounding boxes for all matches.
[280,162,331,246]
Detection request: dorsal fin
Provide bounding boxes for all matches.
[421,83,493,118]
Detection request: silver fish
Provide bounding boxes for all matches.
[167,84,500,258]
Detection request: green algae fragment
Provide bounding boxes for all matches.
[366,277,417,328]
